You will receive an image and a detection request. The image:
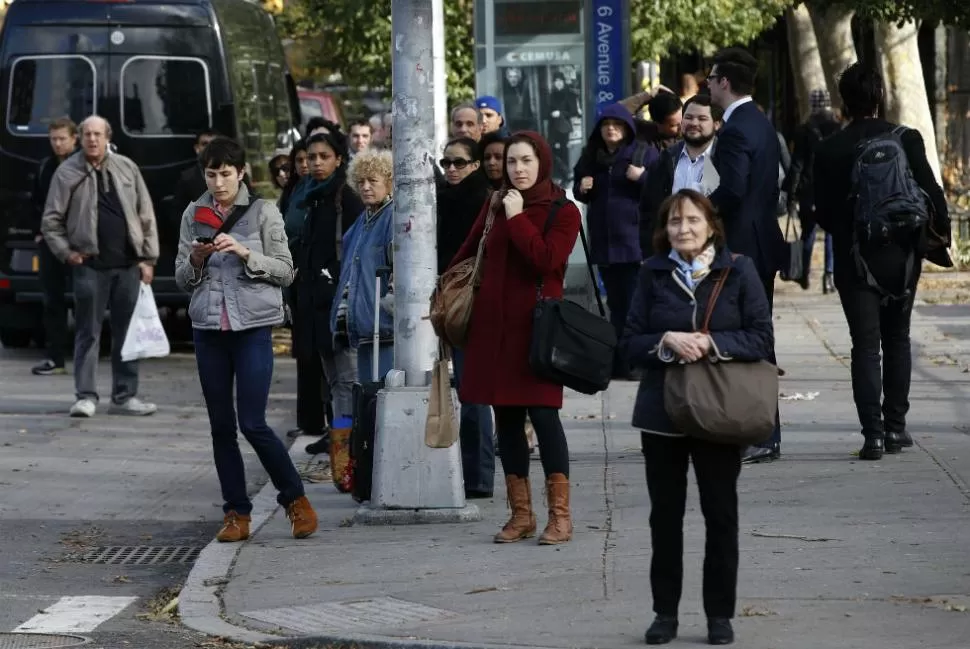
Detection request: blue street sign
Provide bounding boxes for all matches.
[589,0,628,117]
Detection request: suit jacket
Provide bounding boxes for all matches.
[709,102,784,278]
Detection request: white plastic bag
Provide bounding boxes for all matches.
[121,284,171,362]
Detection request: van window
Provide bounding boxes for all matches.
[6,56,96,136]
[121,56,211,136]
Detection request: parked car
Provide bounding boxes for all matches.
[297,89,345,133]
[0,0,301,347]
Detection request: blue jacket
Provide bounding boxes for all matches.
[709,101,785,278]
[620,248,774,434]
[330,200,394,347]
[572,103,658,265]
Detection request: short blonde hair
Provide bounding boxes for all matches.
[348,149,393,190]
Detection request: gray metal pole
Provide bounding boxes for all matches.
[391,0,438,388]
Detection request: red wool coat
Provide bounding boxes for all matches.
[450,198,581,408]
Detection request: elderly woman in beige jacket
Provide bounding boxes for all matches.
[174,137,317,544]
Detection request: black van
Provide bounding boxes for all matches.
[0,0,300,347]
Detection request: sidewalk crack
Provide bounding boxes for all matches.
[600,389,616,600]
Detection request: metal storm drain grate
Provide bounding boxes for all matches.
[241,596,461,634]
[0,633,89,649]
[78,545,201,566]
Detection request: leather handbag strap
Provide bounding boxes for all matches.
[700,263,734,333]
[537,198,607,318]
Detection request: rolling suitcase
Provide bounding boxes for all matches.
[350,273,385,503]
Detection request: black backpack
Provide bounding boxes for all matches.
[849,125,929,302]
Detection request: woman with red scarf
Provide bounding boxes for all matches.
[448,132,581,545]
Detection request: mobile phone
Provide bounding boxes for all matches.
[195,236,213,245]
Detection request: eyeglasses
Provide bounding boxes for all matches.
[706,74,722,83]
[272,166,290,175]
[439,158,472,169]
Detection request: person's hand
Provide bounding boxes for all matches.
[579,176,594,193]
[626,165,645,182]
[663,331,705,363]
[503,189,524,219]
[138,262,154,285]
[213,233,250,262]
[692,333,713,356]
[189,241,216,268]
[551,110,561,118]
[66,251,87,266]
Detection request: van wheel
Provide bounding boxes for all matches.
[0,328,33,349]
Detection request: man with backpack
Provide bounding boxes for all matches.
[814,63,951,461]
[784,89,842,294]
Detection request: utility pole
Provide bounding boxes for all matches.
[354,0,480,525]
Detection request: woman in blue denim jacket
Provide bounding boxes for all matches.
[330,149,395,383]
[620,189,774,646]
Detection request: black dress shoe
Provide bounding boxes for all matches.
[304,432,331,455]
[859,435,884,460]
[884,430,905,454]
[822,272,835,294]
[742,444,780,464]
[891,430,914,448]
[707,618,734,645]
[644,615,678,644]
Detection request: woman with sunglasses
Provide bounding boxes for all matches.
[436,137,495,500]
[269,153,290,196]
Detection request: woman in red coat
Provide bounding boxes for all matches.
[448,131,581,545]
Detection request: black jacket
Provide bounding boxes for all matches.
[436,169,491,273]
[294,172,364,356]
[813,118,951,289]
[32,156,62,235]
[638,141,685,257]
[783,112,841,208]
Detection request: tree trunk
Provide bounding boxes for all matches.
[786,4,828,122]
[875,19,942,183]
[809,4,856,105]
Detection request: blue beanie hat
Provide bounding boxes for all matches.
[475,95,503,114]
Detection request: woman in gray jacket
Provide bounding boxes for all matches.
[175,138,317,543]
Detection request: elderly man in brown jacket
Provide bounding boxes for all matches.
[42,115,159,418]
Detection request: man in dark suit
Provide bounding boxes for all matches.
[707,48,785,463]
[814,63,950,461]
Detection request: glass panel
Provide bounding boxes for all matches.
[121,57,210,136]
[7,56,95,135]
[300,97,323,119]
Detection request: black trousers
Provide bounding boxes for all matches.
[837,268,920,437]
[38,241,69,366]
[642,433,742,619]
[295,352,332,433]
[600,262,641,374]
[758,275,781,448]
[495,406,568,479]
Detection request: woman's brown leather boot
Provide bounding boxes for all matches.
[539,473,572,545]
[493,475,537,543]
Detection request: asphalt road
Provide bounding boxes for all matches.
[0,341,298,649]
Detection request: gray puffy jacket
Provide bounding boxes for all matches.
[174,186,294,331]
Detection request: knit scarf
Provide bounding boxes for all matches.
[669,245,716,291]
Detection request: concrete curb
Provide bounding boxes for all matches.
[179,441,491,649]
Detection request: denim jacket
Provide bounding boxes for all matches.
[330,199,394,347]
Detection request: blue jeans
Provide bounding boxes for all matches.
[356,341,394,383]
[453,348,495,493]
[194,326,305,515]
[800,208,834,275]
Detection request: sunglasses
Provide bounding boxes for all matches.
[706,74,722,83]
[439,157,472,170]
[272,166,290,175]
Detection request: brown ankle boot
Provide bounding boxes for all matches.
[286,496,318,539]
[493,475,537,543]
[538,473,572,545]
[216,511,251,543]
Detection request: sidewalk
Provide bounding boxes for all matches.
[180,291,970,649]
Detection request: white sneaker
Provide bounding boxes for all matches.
[69,399,96,418]
[108,397,157,416]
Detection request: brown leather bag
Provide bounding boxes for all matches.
[429,195,498,348]
[663,264,778,446]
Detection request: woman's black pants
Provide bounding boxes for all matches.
[494,406,568,478]
[642,433,741,619]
